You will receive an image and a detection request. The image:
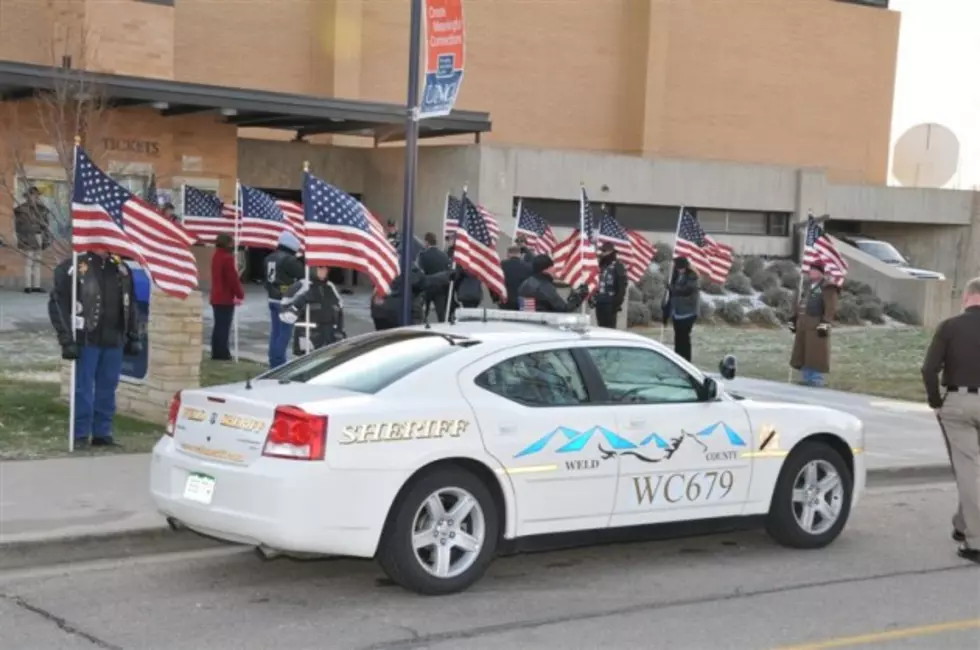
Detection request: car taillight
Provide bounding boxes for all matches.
[262,406,327,461]
[165,391,182,436]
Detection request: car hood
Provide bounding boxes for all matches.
[894,264,945,279]
[732,396,862,431]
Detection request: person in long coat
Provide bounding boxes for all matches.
[789,262,839,386]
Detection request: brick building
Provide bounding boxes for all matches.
[0,0,922,290]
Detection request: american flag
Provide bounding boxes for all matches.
[802,214,848,285]
[144,174,158,206]
[302,172,399,296]
[182,185,237,244]
[444,193,500,243]
[674,210,734,284]
[552,187,599,292]
[238,185,303,250]
[627,230,657,284]
[71,147,198,298]
[455,195,507,301]
[515,201,557,256]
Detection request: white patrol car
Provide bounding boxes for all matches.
[151,309,865,595]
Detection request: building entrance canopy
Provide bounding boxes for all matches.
[0,60,491,143]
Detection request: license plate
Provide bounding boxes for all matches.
[183,472,216,504]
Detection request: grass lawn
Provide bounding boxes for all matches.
[636,324,933,402]
[0,332,265,460]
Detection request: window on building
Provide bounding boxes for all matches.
[514,198,580,229]
[692,209,789,237]
[613,204,684,232]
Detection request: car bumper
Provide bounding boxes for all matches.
[150,437,406,557]
[851,451,867,508]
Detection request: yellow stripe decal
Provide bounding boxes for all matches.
[496,464,559,475]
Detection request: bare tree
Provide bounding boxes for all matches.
[0,26,110,267]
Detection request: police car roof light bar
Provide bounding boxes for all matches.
[454,308,591,333]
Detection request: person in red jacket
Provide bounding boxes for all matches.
[210,233,244,360]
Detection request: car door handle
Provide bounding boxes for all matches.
[499,424,517,434]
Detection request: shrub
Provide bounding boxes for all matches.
[835,297,862,325]
[747,307,782,328]
[729,257,744,276]
[646,299,665,324]
[843,279,875,299]
[750,269,780,292]
[701,280,725,295]
[725,272,754,295]
[715,300,746,325]
[768,259,799,280]
[860,301,885,325]
[741,256,766,278]
[698,300,715,322]
[761,287,795,322]
[636,272,666,304]
[628,284,644,303]
[780,269,802,291]
[627,301,653,327]
[737,296,754,308]
[884,301,919,325]
[653,242,673,264]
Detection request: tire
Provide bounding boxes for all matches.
[377,467,499,596]
[766,440,853,549]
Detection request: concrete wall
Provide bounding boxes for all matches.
[827,184,974,225]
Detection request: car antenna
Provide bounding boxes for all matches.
[245,368,253,390]
[481,307,488,323]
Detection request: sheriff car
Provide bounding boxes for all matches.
[151,309,865,595]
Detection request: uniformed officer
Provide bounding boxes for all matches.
[514,235,534,264]
[499,245,531,310]
[48,252,141,449]
[789,262,839,387]
[279,266,345,351]
[371,263,451,330]
[386,219,401,250]
[418,232,452,321]
[592,241,627,328]
[921,276,980,564]
[517,254,589,313]
[263,231,305,368]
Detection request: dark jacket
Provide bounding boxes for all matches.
[49,253,140,349]
[14,202,53,251]
[210,248,244,306]
[418,245,452,276]
[454,268,483,307]
[667,268,700,319]
[499,256,532,309]
[372,265,427,329]
[921,306,980,408]
[594,252,628,309]
[790,280,839,374]
[263,246,305,301]
[281,277,345,349]
[519,247,534,264]
[517,272,586,313]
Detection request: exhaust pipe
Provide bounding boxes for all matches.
[166,516,185,532]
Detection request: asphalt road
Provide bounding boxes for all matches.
[1,480,978,650]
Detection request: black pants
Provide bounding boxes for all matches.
[672,316,696,362]
[211,305,234,360]
[426,291,448,322]
[595,303,617,328]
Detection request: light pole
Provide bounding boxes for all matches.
[398,0,423,326]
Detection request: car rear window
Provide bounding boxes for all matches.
[261,330,476,394]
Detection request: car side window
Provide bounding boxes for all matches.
[476,349,590,407]
[587,346,701,404]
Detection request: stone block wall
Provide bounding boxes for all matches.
[60,286,203,425]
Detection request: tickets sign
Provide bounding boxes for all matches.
[419,0,465,119]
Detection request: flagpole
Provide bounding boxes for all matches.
[68,136,81,453]
[302,162,312,353]
[179,183,186,226]
[514,197,523,245]
[441,191,450,247]
[233,180,241,363]
[444,185,465,320]
[578,184,587,316]
[661,205,685,343]
[788,210,813,384]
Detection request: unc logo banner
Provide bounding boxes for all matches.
[419,0,465,119]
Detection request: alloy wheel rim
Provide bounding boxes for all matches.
[792,459,844,536]
[412,486,486,579]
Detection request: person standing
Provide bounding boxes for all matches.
[921,277,980,564]
[454,267,483,309]
[593,242,628,327]
[664,256,700,361]
[161,202,179,224]
[263,231,304,368]
[418,232,452,321]
[280,266,345,350]
[48,252,141,449]
[514,235,535,264]
[499,245,531,310]
[789,262,839,386]
[14,186,53,294]
[386,219,401,250]
[209,233,243,361]
[517,254,589,313]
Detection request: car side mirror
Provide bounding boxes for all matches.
[718,355,737,381]
[702,377,719,401]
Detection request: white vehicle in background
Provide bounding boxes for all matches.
[843,235,946,280]
[151,310,865,595]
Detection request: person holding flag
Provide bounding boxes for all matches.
[518,254,590,313]
[663,256,701,362]
[52,143,198,450]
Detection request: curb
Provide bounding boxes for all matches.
[0,465,954,572]
[0,526,225,572]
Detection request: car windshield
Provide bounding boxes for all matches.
[857,241,906,265]
[261,330,477,394]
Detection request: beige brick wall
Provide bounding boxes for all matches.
[83,0,175,79]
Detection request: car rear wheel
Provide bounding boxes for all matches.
[377,468,499,595]
[766,441,852,549]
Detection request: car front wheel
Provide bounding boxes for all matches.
[377,467,499,595]
[766,441,852,549]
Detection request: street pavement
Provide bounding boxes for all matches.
[1,481,978,649]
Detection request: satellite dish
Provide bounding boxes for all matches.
[891,123,960,188]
